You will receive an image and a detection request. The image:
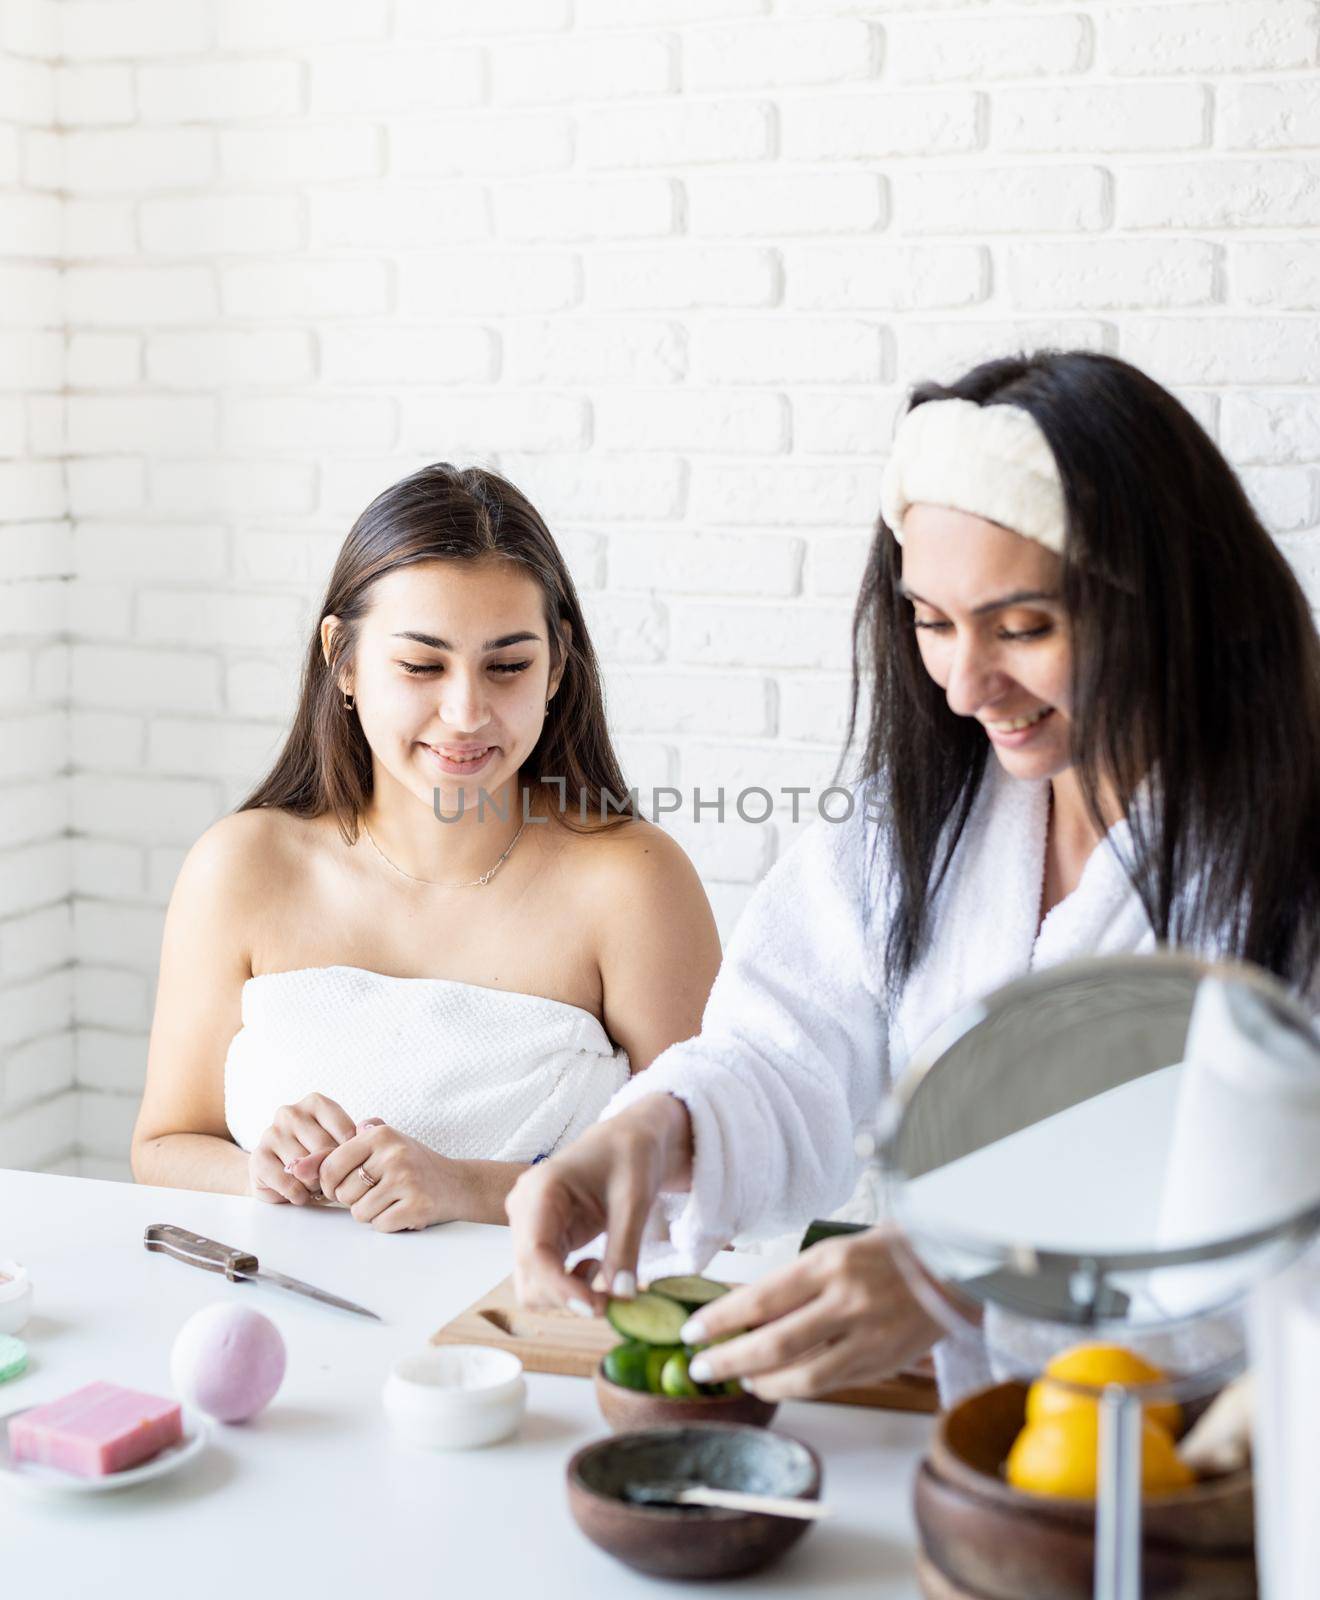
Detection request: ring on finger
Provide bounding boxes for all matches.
[356,1164,378,1189]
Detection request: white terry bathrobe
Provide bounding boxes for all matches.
[598,758,1207,1398]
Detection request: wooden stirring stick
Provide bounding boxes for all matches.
[624,1482,832,1520]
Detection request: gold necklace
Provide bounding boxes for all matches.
[361,818,527,888]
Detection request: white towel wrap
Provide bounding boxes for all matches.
[224,965,631,1164]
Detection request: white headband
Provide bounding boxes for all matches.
[879,398,1067,555]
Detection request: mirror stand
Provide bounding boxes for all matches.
[1096,1385,1142,1600]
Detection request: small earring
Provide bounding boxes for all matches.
[343,691,355,711]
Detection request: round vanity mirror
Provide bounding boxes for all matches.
[872,952,1320,1600]
[879,952,1320,1339]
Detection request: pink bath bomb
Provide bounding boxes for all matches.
[170,1303,286,1423]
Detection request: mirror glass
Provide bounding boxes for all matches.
[879,953,1320,1343]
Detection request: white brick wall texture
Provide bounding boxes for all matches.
[0,0,1318,1180]
[0,0,78,1175]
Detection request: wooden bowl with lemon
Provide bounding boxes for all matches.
[594,1276,778,1433]
[914,1344,1255,1600]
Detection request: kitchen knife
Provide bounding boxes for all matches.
[143,1223,382,1322]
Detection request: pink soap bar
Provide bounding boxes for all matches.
[9,1381,183,1477]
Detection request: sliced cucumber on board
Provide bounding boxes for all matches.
[605,1290,689,1346]
[647,1275,730,1310]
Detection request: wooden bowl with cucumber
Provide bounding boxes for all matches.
[595,1276,778,1432]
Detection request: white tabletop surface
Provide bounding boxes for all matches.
[1,1169,931,1599]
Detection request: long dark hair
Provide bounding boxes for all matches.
[238,463,634,838]
[843,350,1320,998]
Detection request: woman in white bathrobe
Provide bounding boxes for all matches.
[506,349,1320,1402]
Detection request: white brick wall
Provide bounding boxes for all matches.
[1,0,1319,1180]
[0,1,76,1174]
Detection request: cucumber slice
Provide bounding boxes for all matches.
[606,1290,689,1345]
[647,1275,730,1311]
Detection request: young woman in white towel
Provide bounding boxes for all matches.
[507,349,1320,1400]
[132,465,721,1230]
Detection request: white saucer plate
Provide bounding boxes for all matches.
[0,1404,210,1495]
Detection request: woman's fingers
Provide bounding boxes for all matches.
[693,1238,942,1398]
[507,1176,605,1314]
[251,1145,314,1206]
[272,1121,332,1200]
[688,1293,842,1386]
[744,1314,930,1401]
[369,1198,410,1233]
[258,1127,320,1202]
[572,1257,602,1293]
[505,1163,607,1315]
[682,1254,824,1345]
[597,1175,653,1302]
[283,1148,332,1203]
[349,1171,397,1226]
[514,1242,602,1315]
[740,1337,856,1402]
[275,1097,359,1192]
[507,1099,690,1315]
[302,1093,358,1145]
[250,1097,362,1206]
[316,1131,375,1200]
[596,1122,670,1300]
[287,1111,341,1169]
[284,1116,385,1198]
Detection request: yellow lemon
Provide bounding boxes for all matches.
[1006,1407,1195,1500]
[1026,1343,1182,1439]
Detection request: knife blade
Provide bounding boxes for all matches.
[144,1223,382,1322]
[244,1265,382,1321]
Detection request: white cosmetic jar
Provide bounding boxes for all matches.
[0,1261,32,1336]
[382,1346,526,1451]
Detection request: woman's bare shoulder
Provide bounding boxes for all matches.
[176,806,314,902]
[558,811,690,872]
[558,814,713,926]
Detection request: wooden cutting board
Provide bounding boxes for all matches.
[430,1274,939,1414]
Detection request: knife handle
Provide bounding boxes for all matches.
[144,1223,259,1282]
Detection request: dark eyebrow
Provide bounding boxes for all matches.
[390,630,542,651]
[895,583,1060,617]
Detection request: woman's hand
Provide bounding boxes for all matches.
[678,1227,943,1401]
[303,1121,476,1232]
[506,1093,695,1315]
[247,1092,358,1206]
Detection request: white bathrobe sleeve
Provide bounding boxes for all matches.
[598,791,890,1274]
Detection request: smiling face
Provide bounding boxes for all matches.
[898,503,1073,781]
[325,556,563,808]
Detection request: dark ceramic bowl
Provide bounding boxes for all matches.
[566,1423,823,1580]
[915,1381,1256,1600]
[593,1359,778,1432]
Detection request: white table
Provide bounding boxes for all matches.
[1,1170,931,1598]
